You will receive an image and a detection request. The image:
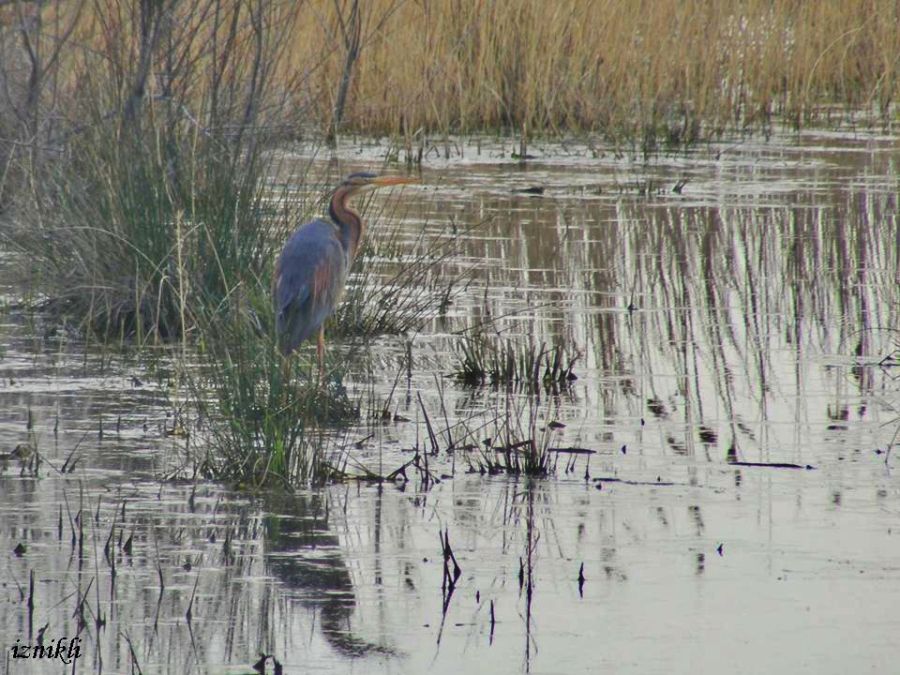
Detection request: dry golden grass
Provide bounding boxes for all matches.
[285,0,899,143]
[2,0,896,157]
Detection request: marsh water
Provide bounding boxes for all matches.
[2,131,899,674]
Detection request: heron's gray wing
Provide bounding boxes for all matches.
[274,219,348,355]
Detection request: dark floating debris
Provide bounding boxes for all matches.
[547,446,596,455]
[513,185,545,195]
[10,443,33,461]
[647,398,667,418]
[489,599,496,645]
[593,476,677,486]
[726,442,738,463]
[727,461,815,470]
[13,542,26,556]
[698,426,718,444]
[877,352,898,367]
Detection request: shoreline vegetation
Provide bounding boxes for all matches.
[0,2,895,166]
[0,0,896,486]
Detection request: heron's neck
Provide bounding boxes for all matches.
[329,186,364,260]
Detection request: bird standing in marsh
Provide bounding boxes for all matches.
[274,173,418,373]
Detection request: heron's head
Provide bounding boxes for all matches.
[339,172,419,196]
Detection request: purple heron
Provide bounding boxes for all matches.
[274,172,418,371]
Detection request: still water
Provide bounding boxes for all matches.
[1,131,898,674]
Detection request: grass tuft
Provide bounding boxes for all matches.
[189,303,358,488]
[465,396,558,477]
[454,330,579,391]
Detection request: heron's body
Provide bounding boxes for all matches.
[274,218,350,354]
[274,173,417,371]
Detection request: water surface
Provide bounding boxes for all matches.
[1,130,898,674]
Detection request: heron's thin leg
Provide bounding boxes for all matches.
[317,327,325,379]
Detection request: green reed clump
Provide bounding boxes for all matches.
[455,330,579,391]
[190,301,358,488]
[4,0,304,343]
[471,438,554,477]
[11,129,455,487]
[11,121,291,344]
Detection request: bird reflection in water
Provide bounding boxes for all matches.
[263,492,395,658]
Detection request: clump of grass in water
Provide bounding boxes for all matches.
[407,388,559,477]
[454,330,579,391]
[6,0,311,342]
[463,395,558,477]
[13,132,461,487]
[189,302,358,488]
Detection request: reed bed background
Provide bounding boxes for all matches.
[276,0,900,144]
[0,0,896,187]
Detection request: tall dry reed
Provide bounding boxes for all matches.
[285,0,898,145]
[1,0,894,166]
